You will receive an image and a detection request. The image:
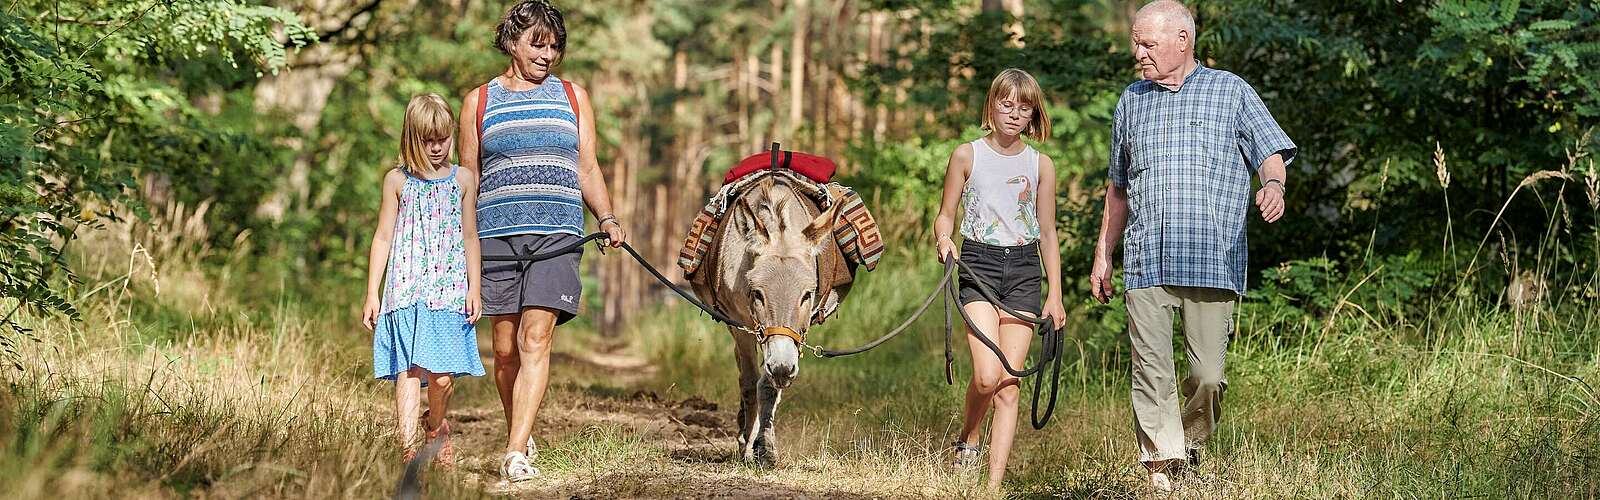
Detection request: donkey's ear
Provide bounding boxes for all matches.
[737,201,771,242]
[802,202,838,246]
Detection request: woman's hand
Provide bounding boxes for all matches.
[466,288,483,323]
[362,295,381,331]
[936,235,957,264]
[600,217,626,248]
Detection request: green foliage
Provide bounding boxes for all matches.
[1191,0,1597,294]
[854,0,1126,135]
[1246,251,1443,339]
[0,1,312,368]
[1250,257,1343,326]
[844,133,967,217]
[842,0,1597,317]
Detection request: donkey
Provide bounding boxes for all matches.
[690,175,842,466]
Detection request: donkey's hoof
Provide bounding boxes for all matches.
[738,450,777,468]
[752,442,779,467]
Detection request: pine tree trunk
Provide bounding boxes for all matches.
[1005,0,1026,46]
[736,47,750,157]
[788,0,809,138]
[770,42,784,142]
[869,12,887,143]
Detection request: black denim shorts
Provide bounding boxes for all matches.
[957,239,1043,317]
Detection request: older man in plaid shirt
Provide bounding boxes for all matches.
[1089,0,1296,491]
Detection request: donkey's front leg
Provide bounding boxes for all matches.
[752,375,783,466]
[730,328,762,462]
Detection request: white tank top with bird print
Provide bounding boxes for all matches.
[959,138,1041,246]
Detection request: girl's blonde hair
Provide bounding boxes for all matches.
[980,68,1052,142]
[399,94,456,174]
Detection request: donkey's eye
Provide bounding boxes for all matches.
[801,289,815,306]
[750,290,764,304]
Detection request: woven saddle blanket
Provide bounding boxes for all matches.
[676,169,882,324]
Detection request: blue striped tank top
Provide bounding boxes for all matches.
[476,76,584,238]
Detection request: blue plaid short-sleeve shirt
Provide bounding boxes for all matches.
[1108,62,1297,294]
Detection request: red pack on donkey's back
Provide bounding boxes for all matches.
[723,143,838,185]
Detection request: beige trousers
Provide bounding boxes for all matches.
[1126,285,1237,463]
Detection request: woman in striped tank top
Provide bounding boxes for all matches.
[457,0,627,483]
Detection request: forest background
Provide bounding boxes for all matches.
[2,0,1597,497]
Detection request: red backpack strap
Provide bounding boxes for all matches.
[475,83,488,138]
[562,79,579,129]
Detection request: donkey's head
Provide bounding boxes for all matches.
[724,176,836,388]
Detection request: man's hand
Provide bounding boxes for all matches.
[1090,254,1117,304]
[1255,181,1285,223]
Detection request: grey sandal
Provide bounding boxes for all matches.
[952,441,982,468]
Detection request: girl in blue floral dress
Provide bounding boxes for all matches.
[362,94,486,465]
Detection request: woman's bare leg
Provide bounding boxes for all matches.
[491,315,520,430]
[504,307,558,454]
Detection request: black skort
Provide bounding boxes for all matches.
[956,239,1043,317]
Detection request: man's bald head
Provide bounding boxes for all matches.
[1134,0,1196,41]
[1130,0,1197,86]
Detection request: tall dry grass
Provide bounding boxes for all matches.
[0,206,494,499]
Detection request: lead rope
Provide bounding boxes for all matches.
[817,258,1064,429]
[483,233,1063,428]
[483,232,743,328]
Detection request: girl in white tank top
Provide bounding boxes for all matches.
[960,138,1041,246]
[930,68,1066,490]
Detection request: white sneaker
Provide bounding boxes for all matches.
[500,451,539,483]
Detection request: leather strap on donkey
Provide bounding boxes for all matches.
[762,326,806,347]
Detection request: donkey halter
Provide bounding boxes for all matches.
[739,323,822,358]
[761,326,806,347]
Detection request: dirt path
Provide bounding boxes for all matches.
[428,343,901,499]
